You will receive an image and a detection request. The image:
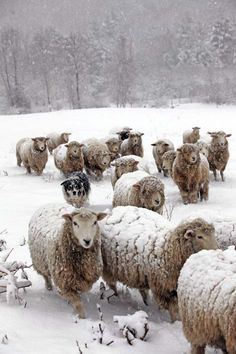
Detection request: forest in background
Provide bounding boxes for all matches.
[0,0,236,113]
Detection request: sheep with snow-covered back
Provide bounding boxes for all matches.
[46,132,71,155]
[112,170,165,214]
[195,140,209,158]
[162,150,176,178]
[82,141,111,180]
[105,136,122,161]
[28,204,107,318]
[101,206,218,321]
[16,137,49,175]
[178,247,236,354]
[172,143,209,204]
[151,139,174,176]
[183,127,200,144]
[207,131,231,181]
[120,131,144,157]
[111,157,139,188]
[214,220,236,250]
[61,172,91,207]
[54,141,84,176]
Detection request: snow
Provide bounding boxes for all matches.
[0,104,236,353]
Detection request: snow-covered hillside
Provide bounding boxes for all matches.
[0,104,235,354]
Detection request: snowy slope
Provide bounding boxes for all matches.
[0,104,235,354]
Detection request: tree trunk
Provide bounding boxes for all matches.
[75,71,81,109]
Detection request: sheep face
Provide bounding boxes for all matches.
[129,132,144,146]
[117,127,132,141]
[183,219,218,252]
[162,151,176,172]
[192,127,200,138]
[196,142,209,158]
[208,131,231,150]
[133,177,164,212]
[66,142,84,158]
[63,210,107,249]
[106,139,122,153]
[177,144,200,165]
[62,133,71,143]
[96,151,111,169]
[32,137,49,152]
[112,159,139,178]
[151,141,171,155]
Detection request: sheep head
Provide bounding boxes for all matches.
[177,144,200,165]
[31,137,49,152]
[61,132,71,143]
[111,158,139,178]
[129,132,144,146]
[62,208,107,249]
[65,141,84,158]
[208,131,232,149]
[105,138,122,153]
[151,140,172,154]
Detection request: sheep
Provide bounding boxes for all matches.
[82,141,111,180]
[110,157,139,188]
[54,141,84,176]
[207,131,231,181]
[178,247,236,354]
[120,131,144,157]
[100,206,218,321]
[214,220,236,250]
[172,143,209,204]
[110,126,133,141]
[183,127,200,144]
[46,132,71,155]
[195,140,209,158]
[112,170,165,214]
[61,172,91,207]
[105,136,122,162]
[162,150,177,178]
[151,139,174,176]
[16,136,49,175]
[28,204,107,318]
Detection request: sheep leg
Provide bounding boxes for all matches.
[212,168,218,181]
[191,345,205,354]
[200,182,209,201]
[16,152,22,166]
[180,190,189,204]
[188,191,198,203]
[139,289,149,305]
[220,169,225,182]
[26,165,31,174]
[62,291,85,319]
[43,275,53,291]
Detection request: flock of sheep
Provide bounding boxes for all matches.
[15,125,235,354]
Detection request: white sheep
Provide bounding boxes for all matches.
[16,137,49,175]
[54,141,84,176]
[46,132,71,155]
[28,204,107,318]
[195,140,209,158]
[100,206,218,321]
[82,141,111,180]
[183,127,200,144]
[112,170,165,214]
[120,131,144,157]
[178,247,236,353]
[151,139,174,176]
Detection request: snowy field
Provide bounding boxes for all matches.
[0,104,235,354]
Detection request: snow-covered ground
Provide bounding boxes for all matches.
[0,104,235,354]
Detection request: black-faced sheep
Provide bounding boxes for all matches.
[162,150,177,178]
[120,131,144,157]
[151,139,174,176]
[54,141,84,176]
[61,172,91,207]
[183,127,200,144]
[207,131,231,181]
[178,247,236,354]
[172,144,209,204]
[28,204,107,318]
[16,137,49,175]
[112,170,165,214]
[110,126,132,141]
[82,142,111,180]
[46,132,71,155]
[101,206,218,321]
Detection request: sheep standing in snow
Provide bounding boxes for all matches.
[16,137,49,175]
[162,150,177,178]
[151,139,174,176]
[54,141,84,176]
[113,171,165,214]
[83,142,111,180]
[111,157,139,188]
[46,132,71,155]
[172,143,209,204]
[207,131,231,181]
[105,137,122,162]
[195,140,209,158]
[183,127,200,144]
[101,206,218,321]
[178,247,236,354]
[28,204,107,318]
[61,172,91,207]
[109,126,132,141]
[120,131,144,157]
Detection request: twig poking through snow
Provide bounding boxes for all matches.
[1,334,8,345]
[164,203,175,221]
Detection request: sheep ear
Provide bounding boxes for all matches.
[45,137,50,141]
[111,161,117,167]
[207,132,217,137]
[151,143,157,146]
[140,133,144,136]
[177,147,182,152]
[132,182,141,191]
[226,134,232,137]
[65,144,69,148]
[79,143,84,147]
[164,143,169,147]
[62,213,72,221]
[133,160,139,166]
[184,229,195,239]
[31,138,36,141]
[96,212,107,221]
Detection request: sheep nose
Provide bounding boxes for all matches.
[155,200,160,205]
[73,191,76,196]
[83,239,90,246]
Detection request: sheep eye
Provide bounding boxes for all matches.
[197,236,203,239]
[94,221,97,225]
[73,221,78,227]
